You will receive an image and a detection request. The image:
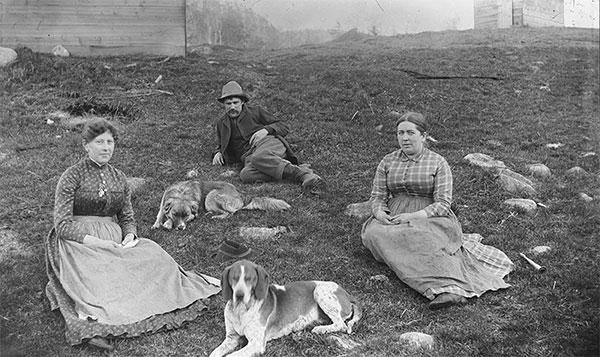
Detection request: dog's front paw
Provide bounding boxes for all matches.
[163,220,173,230]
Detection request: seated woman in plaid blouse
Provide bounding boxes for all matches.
[361,112,513,309]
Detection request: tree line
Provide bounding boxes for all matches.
[186,0,338,49]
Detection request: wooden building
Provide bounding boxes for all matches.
[474,0,582,29]
[0,0,186,56]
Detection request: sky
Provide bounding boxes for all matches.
[240,0,475,35]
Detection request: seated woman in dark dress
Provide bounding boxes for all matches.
[45,118,220,350]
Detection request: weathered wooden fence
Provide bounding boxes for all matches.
[0,0,186,56]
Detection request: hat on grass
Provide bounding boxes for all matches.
[218,81,250,103]
[213,239,254,261]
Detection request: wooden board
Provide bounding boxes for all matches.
[474,0,513,29]
[0,0,186,56]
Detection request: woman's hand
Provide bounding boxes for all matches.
[121,233,135,246]
[374,211,395,225]
[390,213,412,224]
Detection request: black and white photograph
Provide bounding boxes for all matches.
[0,0,598,356]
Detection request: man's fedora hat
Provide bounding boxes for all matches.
[218,81,249,103]
[212,239,254,261]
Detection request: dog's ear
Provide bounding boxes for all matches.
[253,263,270,301]
[221,266,233,301]
[164,198,173,212]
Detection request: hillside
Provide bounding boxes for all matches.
[1,27,598,356]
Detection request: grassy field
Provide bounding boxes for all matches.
[1,27,598,356]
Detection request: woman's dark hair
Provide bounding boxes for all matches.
[396,112,428,134]
[81,117,119,143]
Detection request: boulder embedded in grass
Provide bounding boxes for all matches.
[503,198,537,212]
[0,47,17,67]
[327,335,361,350]
[531,245,552,254]
[186,169,199,178]
[498,169,536,197]
[239,226,289,240]
[578,193,593,202]
[527,163,551,178]
[59,116,91,129]
[345,200,372,219]
[52,45,70,57]
[220,169,238,178]
[399,332,434,350]
[566,166,587,176]
[464,153,506,171]
[580,152,598,172]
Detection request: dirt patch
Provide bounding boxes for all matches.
[0,228,33,260]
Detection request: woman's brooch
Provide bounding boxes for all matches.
[98,178,107,197]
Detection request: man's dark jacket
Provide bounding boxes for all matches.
[213,104,299,165]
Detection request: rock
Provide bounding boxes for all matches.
[59,116,90,129]
[503,198,538,212]
[399,332,434,350]
[486,139,503,147]
[344,200,372,219]
[186,169,199,178]
[566,166,587,176]
[546,143,564,149]
[0,47,18,67]
[531,246,552,255]
[580,152,598,172]
[239,226,289,240]
[498,169,536,197]
[369,274,389,283]
[48,110,70,120]
[220,169,238,178]
[464,153,506,171]
[327,335,361,349]
[52,44,70,57]
[578,193,593,202]
[527,164,551,178]
[127,177,147,196]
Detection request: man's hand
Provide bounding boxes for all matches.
[250,129,268,147]
[212,152,224,166]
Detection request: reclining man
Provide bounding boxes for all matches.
[211,81,323,191]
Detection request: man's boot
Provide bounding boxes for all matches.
[282,164,323,190]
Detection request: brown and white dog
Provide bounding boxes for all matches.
[152,180,290,230]
[210,260,361,357]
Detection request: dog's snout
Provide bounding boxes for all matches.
[176,223,186,230]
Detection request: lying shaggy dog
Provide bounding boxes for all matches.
[210,260,361,357]
[151,180,290,230]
